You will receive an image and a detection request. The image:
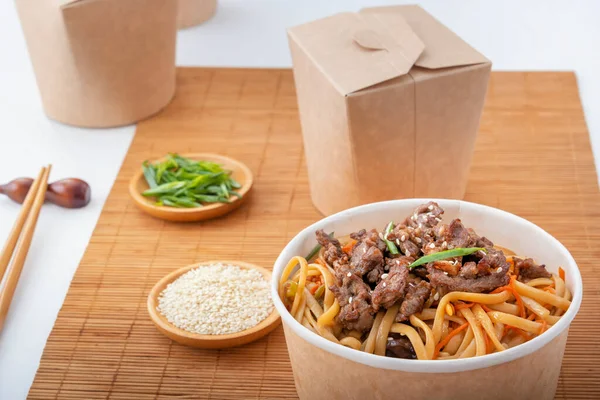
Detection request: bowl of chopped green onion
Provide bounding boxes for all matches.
[129,153,253,222]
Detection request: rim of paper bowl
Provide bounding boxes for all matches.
[271,199,583,373]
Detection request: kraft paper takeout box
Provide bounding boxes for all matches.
[288,5,491,216]
[178,0,217,29]
[15,0,178,128]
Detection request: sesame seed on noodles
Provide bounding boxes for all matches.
[157,263,273,335]
[429,243,436,249]
[347,272,352,277]
[349,296,353,304]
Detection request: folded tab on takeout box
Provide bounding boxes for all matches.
[288,5,492,216]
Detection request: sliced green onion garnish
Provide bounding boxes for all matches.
[314,285,325,299]
[408,247,485,269]
[384,221,399,255]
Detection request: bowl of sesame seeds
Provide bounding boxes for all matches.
[148,261,280,348]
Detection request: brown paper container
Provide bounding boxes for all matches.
[14,0,178,128]
[288,6,491,216]
[272,199,583,400]
[178,0,217,29]
[284,324,567,400]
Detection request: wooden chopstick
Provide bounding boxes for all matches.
[0,165,51,332]
[0,167,46,280]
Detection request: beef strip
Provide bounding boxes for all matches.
[396,234,421,259]
[349,229,386,283]
[428,248,510,293]
[397,279,431,322]
[329,266,375,332]
[404,201,444,231]
[458,261,478,279]
[316,229,375,332]
[386,333,417,359]
[387,202,445,258]
[371,257,412,310]
[514,257,551,282]
[315,229,347,268]
[350,229,387,252]
[469,228,494,248]
[445,219,477,249]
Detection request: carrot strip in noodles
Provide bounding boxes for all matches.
[454,302,474,310]
[433,323,469,359]
[341,240,357,255]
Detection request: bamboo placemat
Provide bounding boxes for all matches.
[29,69,598,399]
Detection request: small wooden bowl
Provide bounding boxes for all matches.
[147,261,281,349]
[129,153,253,222]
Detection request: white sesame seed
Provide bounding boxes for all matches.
[347,272,352,277]
[429,243,435,249]
[381,273,389,279]
[442,241,447,247]
[415,237,422,243]
[406,251,411,257]
[396,239,401,245]
[411,215,417,221]
[157,263,273,335]
[382,282,387,287]
[443,271,449,275]
[435,217,442,222]
[496,267,503,273]
[387,337,393,341]
[400,235,406,242]
[433,293,440,301]
[349,296,353,304]
[428,205,433,211]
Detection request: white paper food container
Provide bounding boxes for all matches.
[271,199,582,400]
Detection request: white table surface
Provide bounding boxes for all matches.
[1,0,599,398]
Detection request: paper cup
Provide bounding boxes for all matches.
[177,0,217,29]
[271,199,582,400]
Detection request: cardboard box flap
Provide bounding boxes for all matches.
[361,5,489,69]
[288,12,424,95]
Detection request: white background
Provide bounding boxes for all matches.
[1,0,599,398]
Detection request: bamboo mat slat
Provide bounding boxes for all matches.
[28,69,599,399]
